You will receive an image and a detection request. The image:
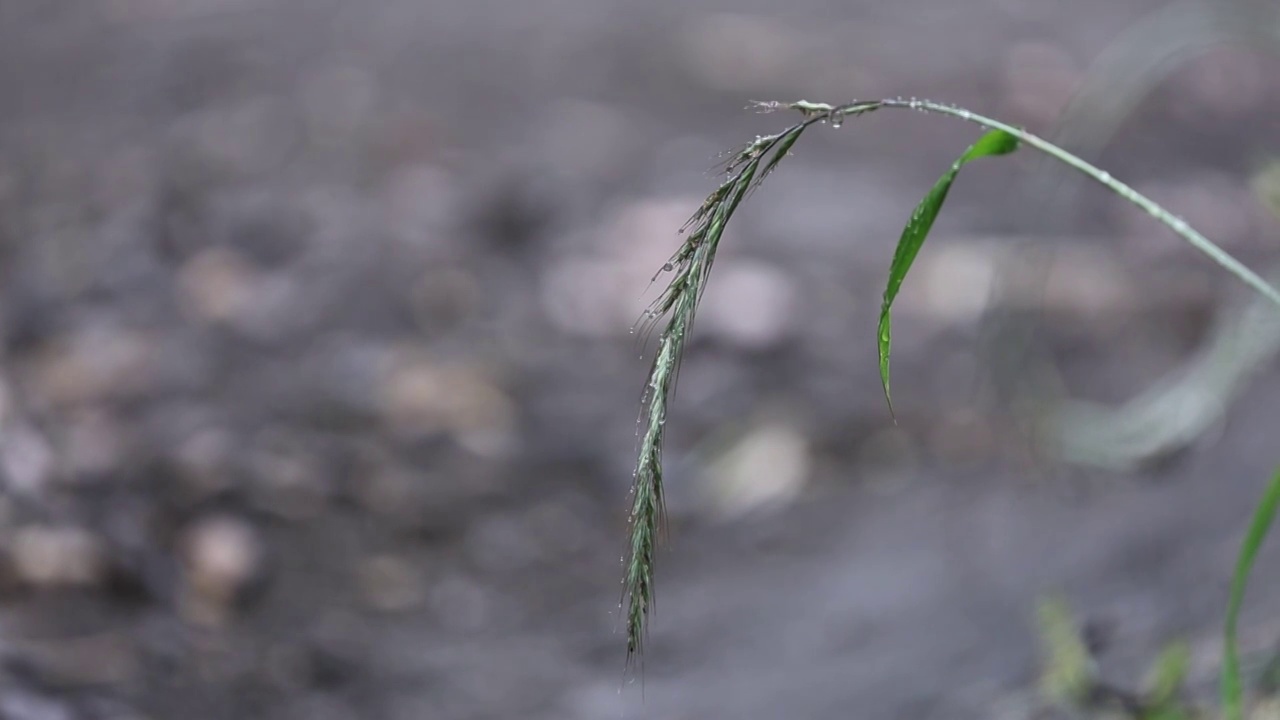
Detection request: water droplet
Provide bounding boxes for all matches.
[830,113,844,128]
[1096,171,1111,184]
[662,262,674,272]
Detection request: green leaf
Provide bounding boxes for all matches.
[1036,595,1094,704]
[1144,640,1190,705]
[877,129,1019,417]
[1223,465,1280,720]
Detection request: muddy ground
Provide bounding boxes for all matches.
[0,1,1278,718]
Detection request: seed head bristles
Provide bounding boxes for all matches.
[623,125,811,667]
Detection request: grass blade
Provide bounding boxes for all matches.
[1223,465,1280,720]
[877,129,1019,416]
[1036,595,1096,705]
[878,98,1280,311]
[1145,640,1190,706]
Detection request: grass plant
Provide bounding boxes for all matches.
[620,97,1280,717]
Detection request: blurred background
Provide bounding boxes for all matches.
[0,0,1278,718]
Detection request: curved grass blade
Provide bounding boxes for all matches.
[1222,466,1280,720]
[881,98,1280,310]
[877,129,1019,417]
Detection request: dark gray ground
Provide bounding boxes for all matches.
[0,1,1279,718]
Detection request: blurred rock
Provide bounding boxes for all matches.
[296,183,378,261]
[179,515,266,626]
[928,409,996,468]
[408,265,481,333]
[209,189,313,269]
[226,270,319,345]
[465,169,558,253]
[0,690,76,720]
[10,525,108,588]
[356,555,425,613]
[174,245,259,326]
[539,256,628,337]
[348,447,421,523]
[1,425,57,497]
[381,164,457,249]
[262,642,311,691]
[17,633,139,688]
[899,240,997,326]
[248,429,330,521]
[172,427,235,501]
[701,419,810,520]
[524,494,593,560]
[699,259,798,350]
[427,573,492,633]
[466,511,543,574]
[24,321,154,410]
[1036,244,1136,319]
[374,348,516,456]
[63,409,128,481]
